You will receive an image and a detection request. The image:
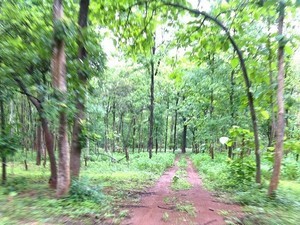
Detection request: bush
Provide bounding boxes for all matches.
[226,157,256,187]
[69,177,103,203]
[282,160,300,180]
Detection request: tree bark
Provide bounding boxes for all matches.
[155,126,158,154]
[173,93,179,153]
[164,99,169,152]
[36,125,42,166]
[267,18,276,147]
[70,0,90,178]
[112,100,116,152]
[148,43,155,159]
[132,116,136,153]
[268,1,285,197]
[52,0,70,197]
[181,117,187,153]
[1,96,6,185]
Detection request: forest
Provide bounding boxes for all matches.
[0,0,300,224]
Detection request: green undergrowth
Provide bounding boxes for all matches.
[191,153,300,225]
[0,152,175,225]
[171,156,192,190]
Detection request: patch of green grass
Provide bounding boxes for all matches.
[0,152,175,224]
[176,201,196,217]
[171,157,192,191]
[178,156,188,169]
[279,180,300,196]
[171,175,192,190]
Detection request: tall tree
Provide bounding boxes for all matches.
[51,0,70,197]
[268,1,286,196]
[70,0,90,178]
[148,37,156,159]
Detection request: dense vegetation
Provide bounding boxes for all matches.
[0,0,300,224]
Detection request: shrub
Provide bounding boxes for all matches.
[282,160,300,180]
[226,157,256,188]
[69,177,103,203]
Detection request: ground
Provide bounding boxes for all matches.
[121,157,242,225]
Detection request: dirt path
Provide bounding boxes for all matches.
[121,157,242,225]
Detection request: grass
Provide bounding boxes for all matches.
[191,153,300,225]
[171,156,192,191]
[0,151,175,225]
[175,201,196,217]
[162,212,169,222]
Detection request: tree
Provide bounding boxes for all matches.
[0,0,58,188]
[51,0,70,197]
[0,91,6,184]
[70,0,90,178]
[268,1,286,196]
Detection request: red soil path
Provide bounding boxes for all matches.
[121,157,242,225]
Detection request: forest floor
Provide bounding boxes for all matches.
[120,157,242,225]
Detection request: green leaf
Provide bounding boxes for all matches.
[230,58,239,68]
[260,110,270,120]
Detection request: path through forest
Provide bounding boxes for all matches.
[121,157,242,225]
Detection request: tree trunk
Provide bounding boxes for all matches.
[14,78,57,188]
[138,111,143,152]
[1,97,6,185]
[70,0,90,177]
[112,100,116,152]
[155,126,158,154]
[210,143,214,160]
[52,0,70,197]
[36,125,42,166]
[132,116,136,153]
[267,18,276,147]
[182,117,187,153]
[268,1,285,197]
[148,46,155,159]
[173,93,179,153]
[229,69,235,127]
[228,146,233,159]
[164,100,169,152]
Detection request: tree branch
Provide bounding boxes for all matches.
[13,77,42,112]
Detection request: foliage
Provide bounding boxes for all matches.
[0,136,19,157]
[68,177,104,203]
[226,157,256,187]
[132,152,174,174]
[281,157,300,180]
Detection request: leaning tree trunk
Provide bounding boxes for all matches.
[70,0,90,178]
[268,1,285,197]
[14,78,57,188]
[52,0,70,197]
